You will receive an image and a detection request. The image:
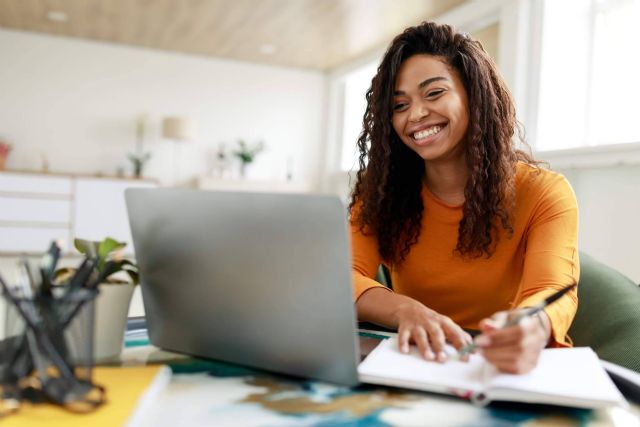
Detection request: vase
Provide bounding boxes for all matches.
[240,162,249,178]
[129,154,150,179]
[93,282,135,362]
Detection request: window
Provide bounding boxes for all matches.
[588,0,640,146]
[339,61,378,171]
[536,0,640,151]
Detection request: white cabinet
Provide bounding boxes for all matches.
[0,172,156,254]
[1,197,71,223]
[74,177,155,249]
[0,173,72,195]
[0,172,73,252]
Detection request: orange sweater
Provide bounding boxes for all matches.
[351,163,579,347]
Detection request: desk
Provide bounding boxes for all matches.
[119,337,640,427]
[3,334,638,426]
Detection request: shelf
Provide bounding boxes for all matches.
[196,177,311,193]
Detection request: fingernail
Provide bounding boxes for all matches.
[425,350,434,360]
[475,335,490,346]
[438,352,448,362]
[402,344,409,353]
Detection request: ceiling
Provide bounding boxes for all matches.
[0,0,466,70]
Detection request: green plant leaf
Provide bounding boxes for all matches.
[121,261,139,285]
[53,267,76,285]
[126,270,140,285]
[67,236,139,286]
[101,260,121,280]
[120,259,138,269]
[98,237,126,260]
[74,238,99,257]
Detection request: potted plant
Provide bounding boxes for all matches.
[128,114,152,178]
[232,139,264,178]
[55,237,139,362]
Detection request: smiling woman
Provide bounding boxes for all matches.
[391,55,469,169]
[349,21,580,375]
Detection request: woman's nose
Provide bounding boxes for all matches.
[408,102,429,122]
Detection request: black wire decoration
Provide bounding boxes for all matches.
[0,242,106,417]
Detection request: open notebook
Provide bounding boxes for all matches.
[358,338,627,409]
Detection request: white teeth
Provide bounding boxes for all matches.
[413,126,442,140]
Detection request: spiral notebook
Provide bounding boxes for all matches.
[358,337,626,409]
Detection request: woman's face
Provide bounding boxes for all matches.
[391,54,469,163]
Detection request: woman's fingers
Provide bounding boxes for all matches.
[477,316,539,347]
[424,322,447,361]
[412,327,435,360]
[476,312,547,374]
[479,310,509,332]
[398,325,436,360]
[442,317,473,349]
[438,318,472,361]
[482,343,541,374]
[394,301,470,363]
[413,321,469,362]
[398,327,412,354]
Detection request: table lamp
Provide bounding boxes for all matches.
[162,116,194,185]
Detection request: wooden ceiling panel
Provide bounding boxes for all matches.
[0,0,466,70]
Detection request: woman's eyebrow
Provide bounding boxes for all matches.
[394,76,448,95]
[418,76,447,89]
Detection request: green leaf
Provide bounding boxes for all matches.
[98,237,126,260]
[125,270,140,285]
[120,259,138,269]
[68,236,139,286]
[53,267,76,285]
[101,260,121,279]
[74,238,99,258]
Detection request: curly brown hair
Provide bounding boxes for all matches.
[349,21,538,265]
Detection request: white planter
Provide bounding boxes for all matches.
[93,282,135,362]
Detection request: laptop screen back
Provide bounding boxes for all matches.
[125,188,360,385]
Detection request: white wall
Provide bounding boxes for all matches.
[0,29,326,187]
[556,165,640,284]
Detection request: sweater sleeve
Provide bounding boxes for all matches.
[350,206,390,301]
[513,173,580,347]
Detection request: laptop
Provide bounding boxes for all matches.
[125,188,361,386]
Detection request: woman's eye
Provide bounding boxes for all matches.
[393,103,407,111]
[426,89,444,98]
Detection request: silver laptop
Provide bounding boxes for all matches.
[125,188,360,385]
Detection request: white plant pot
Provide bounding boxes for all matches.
[93,282,135,362]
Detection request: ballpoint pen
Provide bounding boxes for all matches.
[457,283,578,358]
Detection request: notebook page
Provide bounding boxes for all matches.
[358,337,487,393]
[486,347,626,406]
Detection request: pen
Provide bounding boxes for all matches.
[39,241,61,296]
[457,283,577,358]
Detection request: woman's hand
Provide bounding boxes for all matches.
[356,288,472,362]
[394,298,473,362]
[475,309,551,374]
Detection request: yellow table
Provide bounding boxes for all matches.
[2,365,163,427]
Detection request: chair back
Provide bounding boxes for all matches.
[569,252,640,372]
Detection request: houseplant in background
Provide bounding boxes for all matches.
[55,237,139,362]
[233,139,265,178]
[128,114,152,179]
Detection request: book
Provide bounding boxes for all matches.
[358,337,627,409]
[2,365,171,427]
